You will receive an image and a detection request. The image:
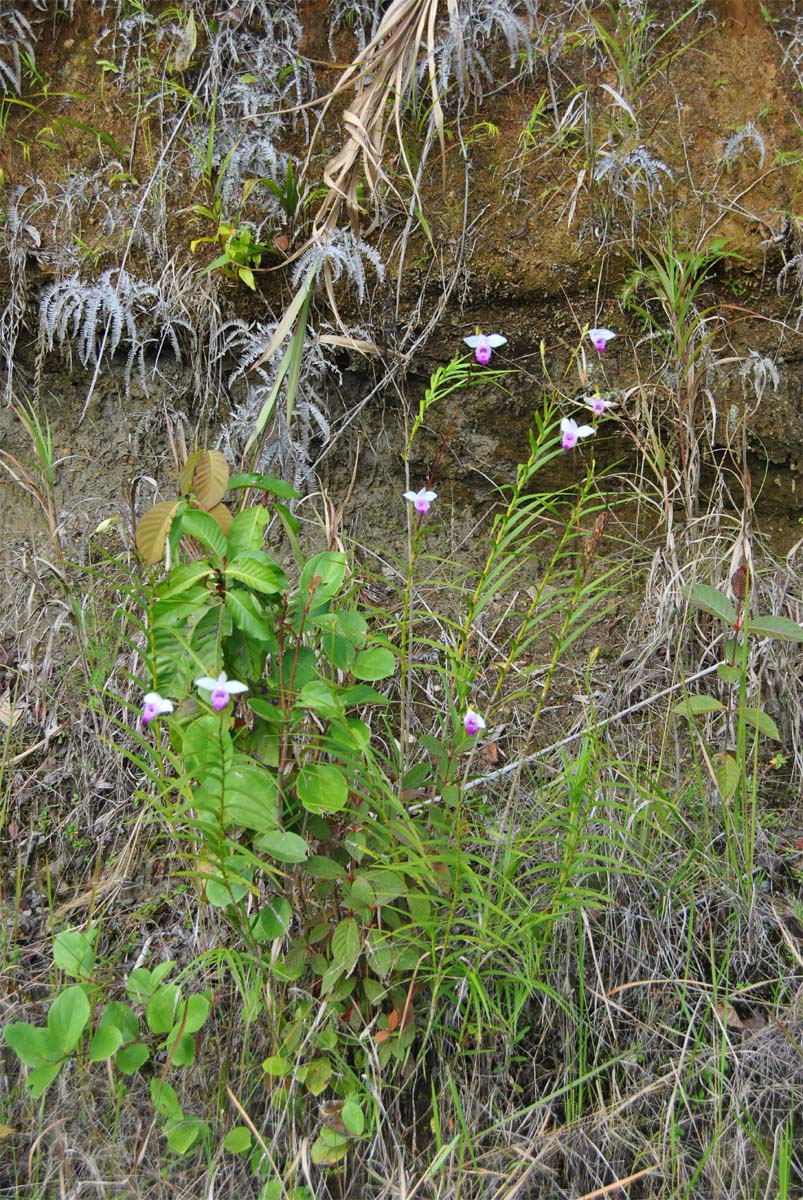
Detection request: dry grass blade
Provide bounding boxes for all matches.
[309,0,445,235]
[575,1167,660,1199]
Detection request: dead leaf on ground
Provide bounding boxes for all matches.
[0,695,23,728]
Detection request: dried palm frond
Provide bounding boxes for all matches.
[308,0,447,236]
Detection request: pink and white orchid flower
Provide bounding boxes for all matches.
[404,488,437,514]
[195,671,248,711]
[463,709,486,736]
[561,417,595,451]
[585,395,614,418]
[587,328,616,353]
[141,692,173,727]
[464,332,507,365]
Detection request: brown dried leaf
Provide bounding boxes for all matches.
[481,740,500,765]
[207,502,233,536]
[134,499,181,566]
[0,694,23,728]
[181,450,229,511]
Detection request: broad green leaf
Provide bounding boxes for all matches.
[252,897,293,940]
[299,551,347,600]
[319,961,344,995]
[89,1024,123,1062]
[340,684,389,707]
[249,696,283,723]
[224,1126,252,1154]
[304,855,347,881]
[271,944,306,982]
[179,449,229,510]
[28,1062,64,1098]
[226,553,288,596]
[150,1078,183,1120]
[146,984,181,1035]
[748,614,803,643]
[256,830,308,863]
[152,587,209,629]
[225,505,271,557]
[182,715,231,780]
[225,588,271,640]
[175,994,210,1035]
[715,753,740,802]
[364,932,394,977]
[189,604,233,673]
[311,1127,350,1164]
[217,759,279,832]
[99,1002,138,1043]
[157,561,213,597]
[742,707,781,740]
[227,472,300,498]
[135,499,181,566]
[165,1116,204,1155]
[351,647,395,682]
[3,1023,56,1068]
[331,917,361,975]
[54,928,96,979]
[296,762,348,814]
[47,985,90,1056]
[334,609,368,643]
[408,892,430,922]
[126,962,175,1004]
[319,633,356,671]
[303,1057,332,1095]
[684,583,737,626]
[296,679,345,718]
[281,645,318,691]
[341,1099,365,1136]
[672,696,726,717]
[262,1054,292,1076]
[180,508,229,560]
[168,1032,196,1066]
[323,717,370,753]
[204,871,251,908]
[115,1042,150,1074]
[364,870,405,904]
[717,664,741,684]
[348,875,375,913]
[362,978,385,1005]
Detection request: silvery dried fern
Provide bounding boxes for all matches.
[39,267,199,395]
[434,0,538,108]
[593,143,673,199]
[291,230,385,300]
[218,318,336,488]
[0,4,36,96]
[720,122,767,171]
